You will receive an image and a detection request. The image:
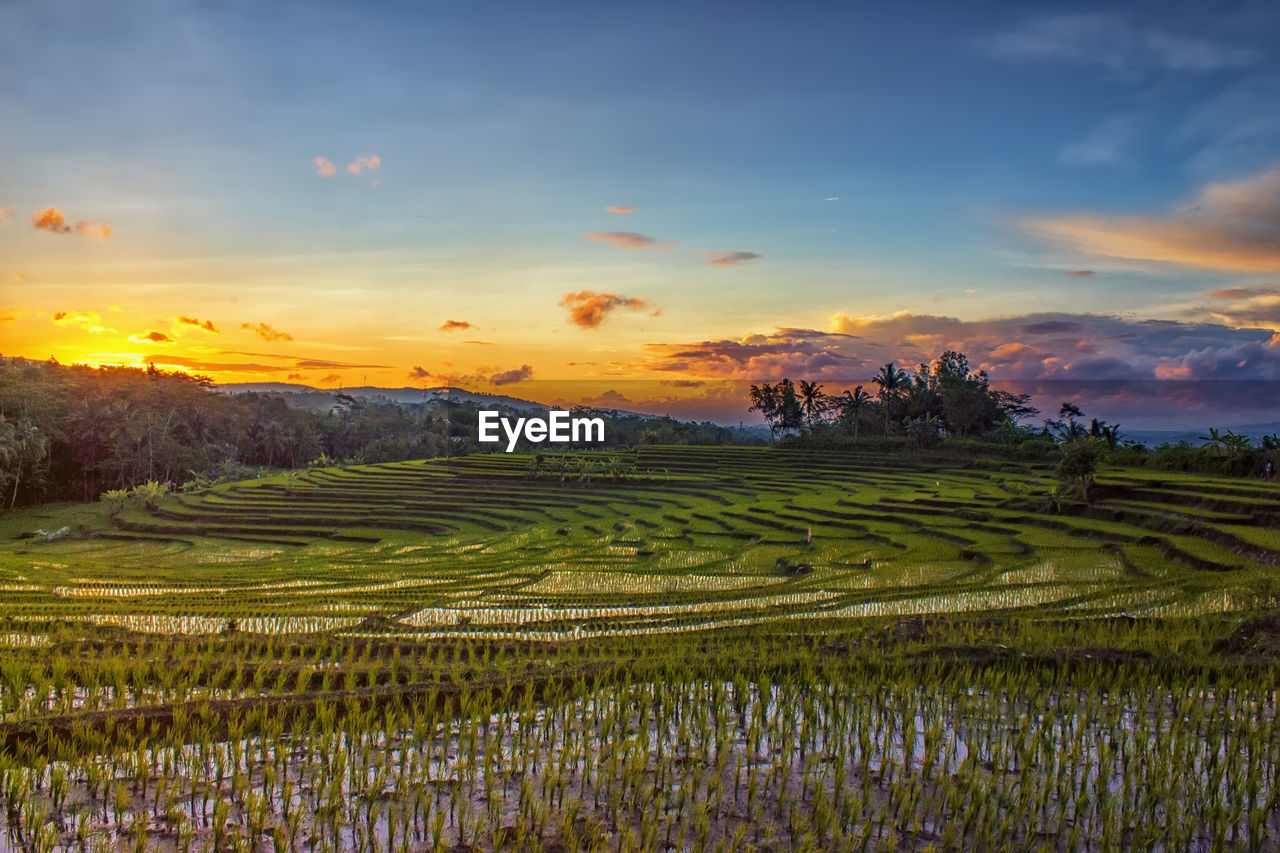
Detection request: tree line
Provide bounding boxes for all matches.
[0,358,764,508]
[0,358,456,507]
[748,351,1038,445]
[748,350,1280,488]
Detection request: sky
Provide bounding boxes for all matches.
[2,0,1280,427]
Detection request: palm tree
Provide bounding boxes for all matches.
[797,381,825,429]
[1199,427,1228,457]
[1222,431,1252,458]
[872,363,906,435]
[71,400,111,499]
[840,386,871,439]
[1089,419,1122,450]
[0,417,49,510]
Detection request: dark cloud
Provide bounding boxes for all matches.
[637,310,1280,385]
[706,251,762,267]
[559,290,651,328]
[439,320,472,332]
[490,365,533,386]
[1021,320,1085,335]
[137,331,172,343]
[631,310,1280,429]
[581,231,674,250]
[408,366,431,379]
[1066,270,1096,276]
[241,322,294,342]
[321,373,342,384]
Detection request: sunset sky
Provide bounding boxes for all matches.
[3,1,1279,426]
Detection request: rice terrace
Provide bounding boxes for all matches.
[3,442,1280,850]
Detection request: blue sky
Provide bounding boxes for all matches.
[2,0,1279,424]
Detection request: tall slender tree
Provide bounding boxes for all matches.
[838,386,870,439]
[872,363,907,435]
[797,381,826,430]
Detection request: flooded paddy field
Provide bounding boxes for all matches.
[2,446,1280,849]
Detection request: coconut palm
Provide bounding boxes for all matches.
[871,363,907,435]
[838,386,871,439]
[1089,418,1122,450]
[797,381,826,430]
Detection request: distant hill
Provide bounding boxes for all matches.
[217,383,659,418]
[1123,423,1279,447]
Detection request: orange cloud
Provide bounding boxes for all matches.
[706,251,761,267]
[32,208,71,233]
[130,331,173,344]
[1202,286,1280,329]
[314,156,336,178]
[51,310,107,332]
[440,319,472,331]
[605,205,636,213]
[31,208,113,239]
[559,290,652,328]
[347,155,381,175]
[241,322,294,342]
[75,220,112,240]
[175,316,218,333]
[1022,167,1280,272]
[143,353,386,374]
[581,231,674,250]
[0,205,14,223]
[989,341,1041,359]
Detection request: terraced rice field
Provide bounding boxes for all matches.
[2,446,1279,850]
[6,446,1277,639]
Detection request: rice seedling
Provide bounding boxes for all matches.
[2,446,1280,848]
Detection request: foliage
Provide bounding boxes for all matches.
[1055,437,1104,502]
[0,357,760,509]
[99,488,129,517]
